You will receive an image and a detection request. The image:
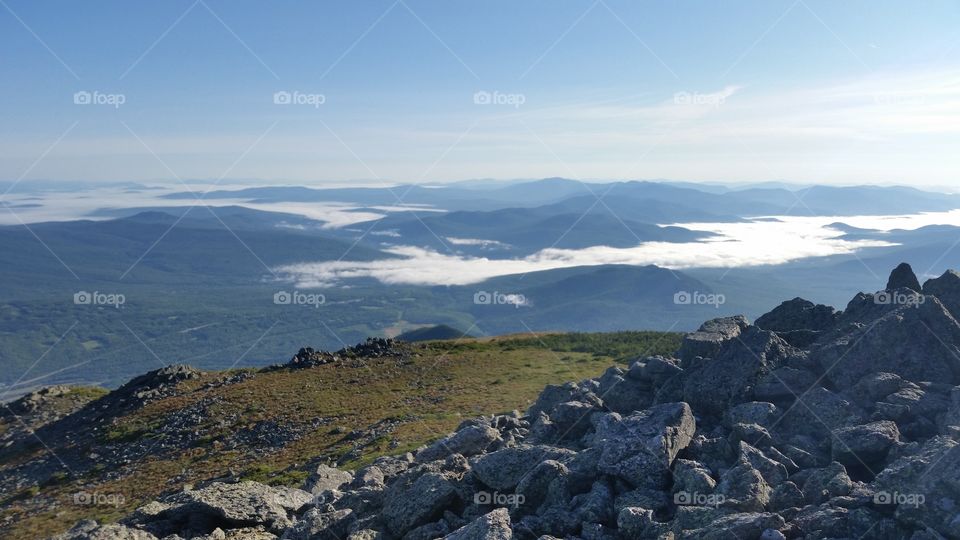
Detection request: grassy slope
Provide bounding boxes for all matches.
[0,331,681,539]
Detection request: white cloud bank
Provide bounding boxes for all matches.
[273,214,915,287]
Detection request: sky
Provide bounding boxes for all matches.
[2,1,960,187]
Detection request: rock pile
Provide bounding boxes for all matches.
[56,264,960,539]
[284,338,413,370]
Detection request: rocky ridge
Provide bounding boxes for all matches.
[54,264,960,539]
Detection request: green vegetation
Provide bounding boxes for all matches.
[0,331,680,538]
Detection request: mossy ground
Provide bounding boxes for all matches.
[0,331,681,538]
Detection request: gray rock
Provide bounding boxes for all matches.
[887,262,922,292]
[779,386,864,441]
[716,461,772,512]
[443,508,512,540]
[381,459,468,536]
[596,366,651,415]
[923,268,960,319]
[738,442,789,486]
[515,459,569,512]
[753,367,818,402]
[769,481,804,512]
[303,464,354,495]
[725,402,778,429]
[591,402,695,489]
[683,327,796,414]
[845,372,909,407]
[815,293,960,387]
[801,462,853,504]
[281,508,354,540]
[52,521,159,540]
[671,459,716,499]
[125,481,311,536]
[691,512,785,540]
[472,445,574,492]
[831,421,900,470]
[755,297,839,332]
[872,436,960,538]
[572,479,615,526]
[615,507,653,539]
[677,315,749,363]
[350,465,385,489]
[416,425,502,463]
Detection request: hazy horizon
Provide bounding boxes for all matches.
[3,1,960,186]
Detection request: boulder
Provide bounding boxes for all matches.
[814,293,960,387]
[753,367,818,402]
[124,481,311,537]
[471,445,574,492]
[923,268,960,318]
[382,471,460,536]
[887,262,923,291]
[281,508,355,540]
[872,436,960,538]
[717,461,772,512]
[801,462,853,504]
[677,315,749,363]
[443,508,512,540]
[52,521,159,540]
[690,512,786,540]
[416,425,502,463]
[303,464,354,495]
[755,297,839,332]
[831,421,900,471]
[590,403,695,489]
[596,366,651,415]
[683,327,797,414]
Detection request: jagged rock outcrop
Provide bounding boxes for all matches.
[57,264,960,540]
[886,262,923,291]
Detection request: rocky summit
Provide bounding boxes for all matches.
[52,264,960,539]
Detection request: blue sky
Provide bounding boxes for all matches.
[2,0,959,186]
